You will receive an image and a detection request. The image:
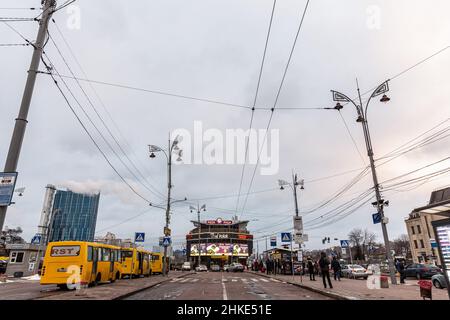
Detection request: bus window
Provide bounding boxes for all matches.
[121,250,133,259]
[102,248,111,262]
[88,246,93,262]
[50,245,80,257]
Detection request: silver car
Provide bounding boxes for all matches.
[431,273,448,289]
[195,264,208,272]
[341,264,369,279]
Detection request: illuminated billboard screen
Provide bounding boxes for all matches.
[190,243,248,256]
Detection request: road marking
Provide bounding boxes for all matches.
[190,278,199,283]
[180,278,191,283]
[270,278,281,282]
[221,273,228,300]
[251,278,259,282]
[170,278,182,282]
[231,279,237,282]
[260,278,269,282]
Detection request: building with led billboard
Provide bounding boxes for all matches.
[186,218,253,267]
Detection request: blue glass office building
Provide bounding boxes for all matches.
[48,190,100,242]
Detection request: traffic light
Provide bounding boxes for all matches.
[328,237,330,243]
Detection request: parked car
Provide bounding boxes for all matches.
[210,264,220,272]
[195,264,208,272]
[403,264,441,279]
[341,264,369,279]
[223,264,230,272]
[227,262,244,272]
[366,264,381,275]
[431,273,448,289]
[181,262,191,271]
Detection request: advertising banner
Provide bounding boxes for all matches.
[190,243,248,256]
[0,172,18,206]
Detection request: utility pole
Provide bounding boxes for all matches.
[189,203,206,268]
[0,0,56,232]
[149,135,184,277]
[163,137,172,277]
[331,79,397,285]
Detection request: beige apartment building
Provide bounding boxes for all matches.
[405,186,450,266]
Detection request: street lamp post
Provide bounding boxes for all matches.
[278,172,304,217]
[190,203,206,268]
[330,79,397,285]
[149,135,184,276]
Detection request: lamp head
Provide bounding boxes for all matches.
[149,152,156,159]
[334,103,343,111]
[380,94,390,103]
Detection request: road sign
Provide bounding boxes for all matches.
[293,216,303,232]
[31,234,41,245]
[270,236,276,247]
[341,248,347,255]
[162,236,171,247]
[431,239,438,248]
[281,232,291,242]
[372,212,382,224]
[134,232,145,242]
[340,240,350,248]
[0,172,18,206]
[159,237,164,246]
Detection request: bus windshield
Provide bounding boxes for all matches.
[121,250,133,258]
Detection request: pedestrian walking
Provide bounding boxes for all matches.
[331,256,341,281]
[302,261,306,276]
[307,258,315,281]
[398,260,406,284]
[319,252,333,289]
[266,259,270,275]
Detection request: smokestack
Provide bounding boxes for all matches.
[37,184,56,243]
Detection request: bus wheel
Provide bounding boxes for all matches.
[116,272,121,280]
[149,270,152,276]
[95,273,101,285]
[57,284,68,290]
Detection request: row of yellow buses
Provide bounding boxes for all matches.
[40,241,163,289]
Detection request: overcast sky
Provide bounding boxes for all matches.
[1,0,449,252]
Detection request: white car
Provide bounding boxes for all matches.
[181,262,191,271]
[195,264,208,272]
[341,264,369,279]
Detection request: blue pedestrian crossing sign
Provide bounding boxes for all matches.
[372,213,382,224]
[135,232,145,242]
[340,240,349,248]
[281,232,291,242]
[31,234,41,245]
[162,236,171,247]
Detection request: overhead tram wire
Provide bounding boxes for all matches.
[51,19,165,199]
[1,21,35,47]
[36,72,253,111]
[47,33,165,201]
[43,55,155,206]
[338,110,367,165]
[48,25,166,200]
[234,0,277,216]
[240,0,311,218]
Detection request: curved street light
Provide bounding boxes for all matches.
[329,79,397,285]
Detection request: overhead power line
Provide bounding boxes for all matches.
[240,0,311,217]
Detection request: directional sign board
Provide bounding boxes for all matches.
[134,232,145,242]
[372,212,382,224]
[340,240,350,248]
[31,235,42,245]
[162,236,171,247]
[281,232,291,243]
[270,236,277,247]
[0,172,18,206]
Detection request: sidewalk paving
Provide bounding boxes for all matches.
[249,271,450,300]
[35,271,193,300]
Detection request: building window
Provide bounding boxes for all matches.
[417,225,421,234]
[414,240,418,249]
[420,239,425,248]
[411,226,415,235]
[10,251,25,264]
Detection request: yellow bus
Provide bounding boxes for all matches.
[120,247,152,278]
[40,241,121,289]
[150,252,163,274]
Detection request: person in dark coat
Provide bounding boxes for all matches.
[331,256,341,281]
[319,252,333,289]
[398,260,406,284]
[307,258,315,281]
[266,259,271,275]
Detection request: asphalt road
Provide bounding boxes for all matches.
[125,271,332,300]
[0,280,60,300]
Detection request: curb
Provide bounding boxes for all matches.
[113,272,194,300]
[247,271,352,300]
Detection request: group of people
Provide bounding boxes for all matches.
[307,252,342,289]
